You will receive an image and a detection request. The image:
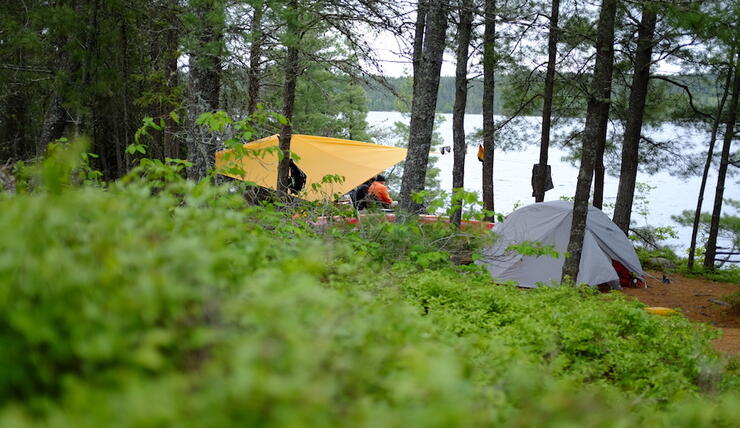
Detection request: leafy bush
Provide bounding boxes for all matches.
[684,265,740,284]
[723,291,740,315]
[636,246,681,269]
[1,147,739,426]
[393,269,722,399]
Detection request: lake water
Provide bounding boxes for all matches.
[367,111,739,253]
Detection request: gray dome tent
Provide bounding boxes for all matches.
[478,201,643,288]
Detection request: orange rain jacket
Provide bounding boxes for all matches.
[368,181,393,205]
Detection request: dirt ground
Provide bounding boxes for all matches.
[621,271,740,355]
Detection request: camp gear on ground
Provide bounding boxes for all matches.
[612,260,645,288]
[478,201,644,288]
[350,182,371,210]
[311,213,495,230]
[645,307,678,316]
[215,134,407,201]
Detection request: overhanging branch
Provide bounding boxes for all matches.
[651,75,712,119]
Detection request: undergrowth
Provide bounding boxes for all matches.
[0,144,738,426]
[636,247,740,284]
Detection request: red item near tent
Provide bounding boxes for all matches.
[612,260,645,288]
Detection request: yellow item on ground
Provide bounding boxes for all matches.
[645,307,678,316]
[215,134,407,201]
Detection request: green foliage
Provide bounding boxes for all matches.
[506,241,561,259]
[636,246,681,267]
[14,138,103,193]
[1,153,739,426]
[635,242,740,284]
[625,182,678,249]
[723,291,740,315]
[364,76,506,115]
[673,204,740,253]
[685,265,740,285]
[396,270,725,397]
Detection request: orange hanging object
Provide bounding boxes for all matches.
[477,145,485,162]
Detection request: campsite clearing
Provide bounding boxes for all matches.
[622,271,740,355]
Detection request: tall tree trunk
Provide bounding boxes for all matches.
[277,1,300,194]
[159,0,182,159]
[158,0,181,161]
[2,91,31,160]
[592,118,607,208]
[37,0,82,156]
[612,4,658,233]
[704,51,739,270]
[687,65,733,271]
[247,3,265,116]
[398,0,449,213]
[37,96,67,155]
[411,0,427,105]
[534,0,560,202]
[163,8,181,161]
[481,0,496,218]
[186,0,223,180]
[120,10,131,174]
[562,0,617,282]
[590,0,618,210]
[277,43,299,194]
[451,0,473,226]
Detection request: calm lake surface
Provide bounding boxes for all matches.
[367,111,739,252]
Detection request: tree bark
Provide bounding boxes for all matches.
[186,0,223,180]
[562,0,617,282]
[277,43,300,194]
[590,0,618,210]
[247,3,265,116]
[481,0,496,218]
[120,9,131,174]
[704,51,739,270]
[534,0,560,203]
[687,64,732,271]
[277,1,301,194]
[451,0,473,226]
[37,96,67,155]
[398,0,449,213]
[411,0,427,105]
[149,0,181,164]
[612,4,658,234]
[163,3,181,161]
[37,6,81,156]
[1,90,32,161]
[592,116,606,208]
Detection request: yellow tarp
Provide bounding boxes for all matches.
[215,134,407,201]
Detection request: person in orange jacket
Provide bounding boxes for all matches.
[367,174,396,209]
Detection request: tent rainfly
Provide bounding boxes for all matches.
[477,201,644,288]
[215,134,407,201]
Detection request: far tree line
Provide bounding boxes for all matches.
[0,0,737,275]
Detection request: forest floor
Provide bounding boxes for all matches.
[622,271,740,355]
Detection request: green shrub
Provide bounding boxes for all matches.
[723,291,740,315]
[392,269,722,400]
[1,149,739,426]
